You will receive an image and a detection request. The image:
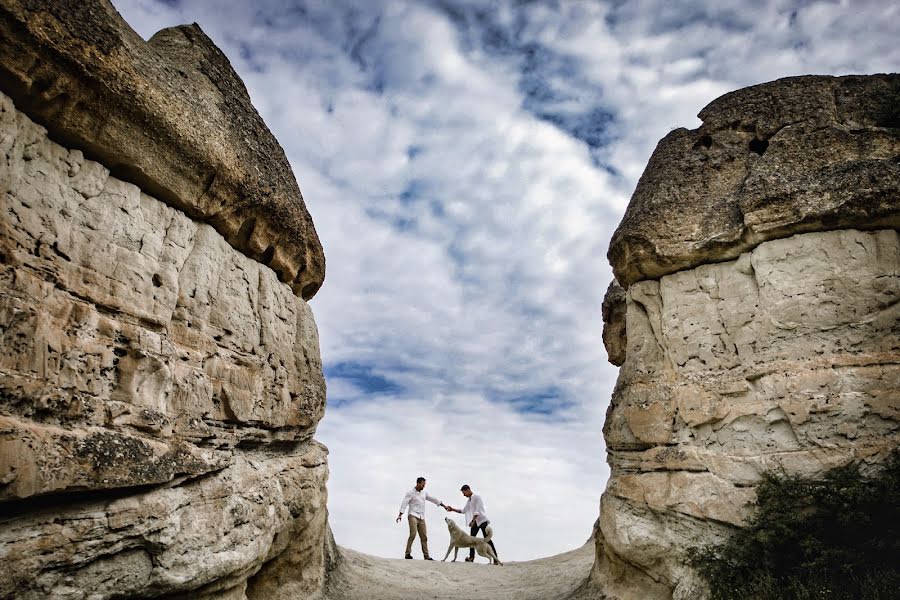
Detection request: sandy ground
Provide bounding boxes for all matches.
[323,540,595,600]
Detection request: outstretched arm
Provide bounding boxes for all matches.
[425,492,447,510]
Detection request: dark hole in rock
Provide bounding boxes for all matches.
[236,217,257,247]
[292,263,307,283]
[261,245,275,265]
[301,281,320,299]
[749,138,769,155]
[692,134,713,150]
[152,274,163,287]
[113,347,127,357]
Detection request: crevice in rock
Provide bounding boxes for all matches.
[236,217,257,248]
[50,240,71,261]
[693,133,713,150]
[748,137,768,155]
[0,468,222,520]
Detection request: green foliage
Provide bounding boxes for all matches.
[688,453,900,600]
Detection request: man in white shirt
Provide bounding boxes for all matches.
[446,484,499,562]
[396,476,447,560]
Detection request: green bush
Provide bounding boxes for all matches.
[688,453,900,600]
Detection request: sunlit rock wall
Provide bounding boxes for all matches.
[0,1,331,598]
[594,74,900,600]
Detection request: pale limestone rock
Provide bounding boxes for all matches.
[0,443,328,600]
[0,92,330,598]
[608,74,900,288]
[0,0,324,298]
[596,227,900,599]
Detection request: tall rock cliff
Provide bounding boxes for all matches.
[594,74,900,599]
[0,1,331,598]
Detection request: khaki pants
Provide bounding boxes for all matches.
[405,515,429,557]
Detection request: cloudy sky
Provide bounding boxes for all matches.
[112,0,899,561]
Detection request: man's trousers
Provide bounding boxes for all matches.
[406,515,429,557]
[469,521,498,559]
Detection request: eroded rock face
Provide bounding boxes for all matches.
[596,73,900,600]
[0,89,330,598]
[608,74,900,288]
[599,228,899,599]
[602,280,626,366]
[2,444,329,600]
[0,0,324,299]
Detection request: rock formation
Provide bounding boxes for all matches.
[0,1,331,598]
[595,74,900,599]
[2,2,897,599]
[0,0,324,300]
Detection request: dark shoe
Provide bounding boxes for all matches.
[464,556,474,562]
[405,554,413,559]
[424,556,434,560]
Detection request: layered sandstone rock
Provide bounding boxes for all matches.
[0,2,332,596]
[596,74,900,600]
[0,0,324,299]
[609,74,900,288]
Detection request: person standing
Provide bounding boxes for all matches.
[446,484,498,562]
[396,476,447,560]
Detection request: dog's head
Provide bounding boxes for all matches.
[445,517,459,530]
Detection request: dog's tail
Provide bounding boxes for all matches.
[483,525,493,542]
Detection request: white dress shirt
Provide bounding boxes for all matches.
[399,488,443,519]
[463,493,489,527]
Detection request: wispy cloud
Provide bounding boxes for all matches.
[112,0,898,560]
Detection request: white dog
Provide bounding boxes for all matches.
[442,517,503,565]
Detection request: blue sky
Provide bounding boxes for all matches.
[113,0,899,560]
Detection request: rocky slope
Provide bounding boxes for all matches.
[595,74,900,599]
[0,1,331,598]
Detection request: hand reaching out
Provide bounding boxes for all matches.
[444,505,454,512]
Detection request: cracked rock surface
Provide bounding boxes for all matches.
[0,0,324,299]
[596,72,900,600]
[0,90,330,599]
[598,228,900,600]
[608,74,900,288]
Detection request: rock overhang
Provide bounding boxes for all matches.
[0,0,325,299]
[608,73,900,288]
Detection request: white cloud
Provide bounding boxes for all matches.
[319,394,606,560]
[110,0,897,561]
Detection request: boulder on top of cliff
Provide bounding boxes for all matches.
[608,74,900,287]
[602,279,626,366]
[0,0,324,299]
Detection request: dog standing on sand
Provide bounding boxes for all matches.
[442,517,503,565]
[444,484,500,563]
